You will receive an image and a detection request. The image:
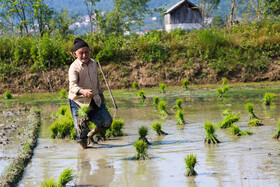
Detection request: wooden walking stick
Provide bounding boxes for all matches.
[97,61,118,110]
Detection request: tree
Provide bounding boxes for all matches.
[212,15,225,27]
[153,3,167,30]
[84,0,100,33]
[264,0,280,16]
[99,0,152,35]
[197,0,221,18]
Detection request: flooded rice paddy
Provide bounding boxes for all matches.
[1,83,280,186]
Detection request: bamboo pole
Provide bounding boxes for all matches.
[97,61,118,110]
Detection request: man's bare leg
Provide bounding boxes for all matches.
[87,127,103,138]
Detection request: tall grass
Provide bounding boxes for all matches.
[204,121,220,144]
[184,154,197,176]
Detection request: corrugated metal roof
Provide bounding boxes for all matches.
[165,0,197,14]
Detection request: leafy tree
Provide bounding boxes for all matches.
[212,15,225,27]
[197,0,220,18]
[264,0,280,16]
[84,0,100,33]
[153,3,167,30]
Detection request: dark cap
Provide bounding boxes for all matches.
[74,37,89,52]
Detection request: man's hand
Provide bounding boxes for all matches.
[79,89,93,98]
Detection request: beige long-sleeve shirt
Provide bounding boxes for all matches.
[68,58,103,107]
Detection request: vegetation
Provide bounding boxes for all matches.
[182,79,189,90]
[42,168,75,187]
[173,98,183,110]
[106,118,125,137]
[159,83,166,93]
[264,92,275,105]
[0,110,41,187]
[217,78,229,97]
[4,90,12,99]
[246,103,258,119]
[204,121,220,144]
[133,140,148,160]
[153,96,160,107]
[176,109,187,125]
[138,90,146,102]
[158,100,169,115]
[151,122,168,135]
[229,124,253,136]
[273,119,280,140]
[50,106,75,139]
[132,81,140,90]
[248,118,263,126]
[60,89,67,99]
[184,154,197,176]
[217,112,240,129]
[138,126,150,145]
[78,106,91,117]
[223,109,231,115]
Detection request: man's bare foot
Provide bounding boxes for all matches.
[80,139,88,149]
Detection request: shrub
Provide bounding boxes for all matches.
[159,83,166,93]
[204,121,220,144]
[151,122,168,135]
[134,140,148,160]
[182,79,189,89]
[60,89,68,99]
[264,92,275,105]
[4,91,12,99]
[185,154,197,176]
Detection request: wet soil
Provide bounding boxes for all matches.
[7,86,279,186]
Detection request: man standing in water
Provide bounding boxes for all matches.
[68,38,112,149]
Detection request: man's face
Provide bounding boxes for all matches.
[74,47,90,64]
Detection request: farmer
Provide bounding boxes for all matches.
[68,37,112,149]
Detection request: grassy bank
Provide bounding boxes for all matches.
[0,19,279,82]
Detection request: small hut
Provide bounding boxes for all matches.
[164,0,203,32]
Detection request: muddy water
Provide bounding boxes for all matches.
[13,92,280,187]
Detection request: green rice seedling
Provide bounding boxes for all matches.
[60,89,68,99]
[151,122,168,135]
[138,90,146,102]
[204,121,220,144]
[78,105,91,117]
[248,118,263,126]
[173,98,183,110]
[229,124,253,136]
[264,92,275,105]
[153,96,160,107]
[108,118,125,137]
[184,154,197,176]
[42,168,75,187]
[273,119,280,140]
[55,105,70,117]
[217,78,229,97]
[176,109,187,125]
[223,109,231,115]
[138,126,150,145]
[182,79,189,90]
[158,100,169,115]
[132,81,139,90]
[216,112,240,129]
[159,83,166,93]
[246,103,259,119]
[134,139,148,160]
[4,90,12,99]
[58,168,75,186]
